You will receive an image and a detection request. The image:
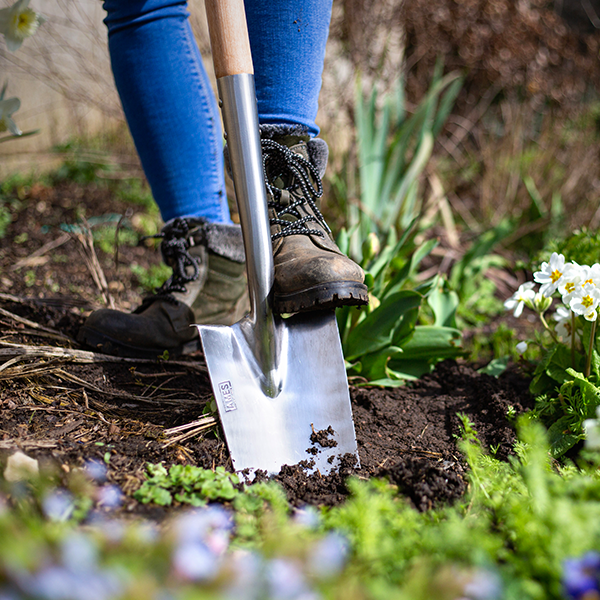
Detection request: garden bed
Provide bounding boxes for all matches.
[0,178,533,515]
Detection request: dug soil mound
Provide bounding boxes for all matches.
[0,180,533,515]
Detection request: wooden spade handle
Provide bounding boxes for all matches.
[205,0,254,78]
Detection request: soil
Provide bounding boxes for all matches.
[0,180,534,516]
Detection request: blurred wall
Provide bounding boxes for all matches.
[0,0,122,173]
[0,0,223,176]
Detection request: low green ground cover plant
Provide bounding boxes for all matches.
[4,420,600,599]
[134,463,241,507]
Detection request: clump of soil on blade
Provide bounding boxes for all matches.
[0,179,534,516]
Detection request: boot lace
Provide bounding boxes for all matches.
[261,139,331,241]
[140,218,202,304]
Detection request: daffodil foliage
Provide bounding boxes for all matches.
[337,222,463,386]
[504,251,600,457]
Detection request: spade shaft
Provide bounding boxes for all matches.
[201,0,360,475]
[206,0,279,397]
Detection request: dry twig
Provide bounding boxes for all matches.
[0,307,75,344]
[11,233,71,272]
[162,415,218,447]
[70,221,115,309]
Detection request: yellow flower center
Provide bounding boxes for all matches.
[550,269,562,283]
[586,278,594,285]
[565,282,576,293]
[582,295,594,309]
[10,9,38,40]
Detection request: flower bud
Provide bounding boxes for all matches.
[533,291,552,314]
[361,232,381,263]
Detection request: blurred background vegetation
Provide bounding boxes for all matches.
[2,0,600,365]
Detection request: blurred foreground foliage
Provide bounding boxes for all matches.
[4,419,600,599]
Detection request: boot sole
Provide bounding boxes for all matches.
[78,326,201,360]
[273,281,369,314]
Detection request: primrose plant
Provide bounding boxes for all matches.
[505,252,600,456]
[0,0,45,142]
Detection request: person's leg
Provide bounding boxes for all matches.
[242,0,368,313]
[78,1,248,358]
[246,0,333,137]
[103,0,231,224]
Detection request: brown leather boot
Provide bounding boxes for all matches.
[260,127,368,314]
[77,218,248,358]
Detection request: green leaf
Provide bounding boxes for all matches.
[391,306,420,347]
[383,239,438,297]
[0,130,40,144]
[478,357,509,377]
[566,368,600,414]
[385,358,437,381]
[353,347,404,381]
[343,291,422,361]
[393,325,463,360]
[356,377,415,387]
[547,415,581,458]
[134,484,172,506]
[427,277,459,328]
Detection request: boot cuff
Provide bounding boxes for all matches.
[161,218,246,264]
[199,222,246,264]
[259,124,329,178]
[306,138,329,178]
[259,124,309,140]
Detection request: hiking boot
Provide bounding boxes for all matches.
[77,218,248,359]
[260,125,369,314]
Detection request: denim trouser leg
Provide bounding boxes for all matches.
[103,0,332,223]
[246,0,333,137]
[103,0,231,224]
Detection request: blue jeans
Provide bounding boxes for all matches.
[103,0,333,224]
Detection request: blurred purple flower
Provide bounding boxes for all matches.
[292,506,320,530]
[204,530,230,557]
[174,505,233,545]
[563,552,600,600]
[96,485,123,510]
[308,532,349,578]
[133,521,160,545]
[60,533,98,572]
[42,489,74,522]
[461,569,502,600]
[83,459,107,484]
[225,550,264,600]
[172,541,219,582]
[19,565,122,600]
[267,558,319,600]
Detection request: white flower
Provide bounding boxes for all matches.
[516,341,528,355]
[558,262,585,305]
[569,282,600,322]
[504,281,535,317]
[0,94,21,135]
[0,0,46,53]
[584,411,600,450]
[554,304,579,343]
[580,263,600,288]
[534,252,567,297]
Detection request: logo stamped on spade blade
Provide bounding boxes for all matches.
[218,381,237,412]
